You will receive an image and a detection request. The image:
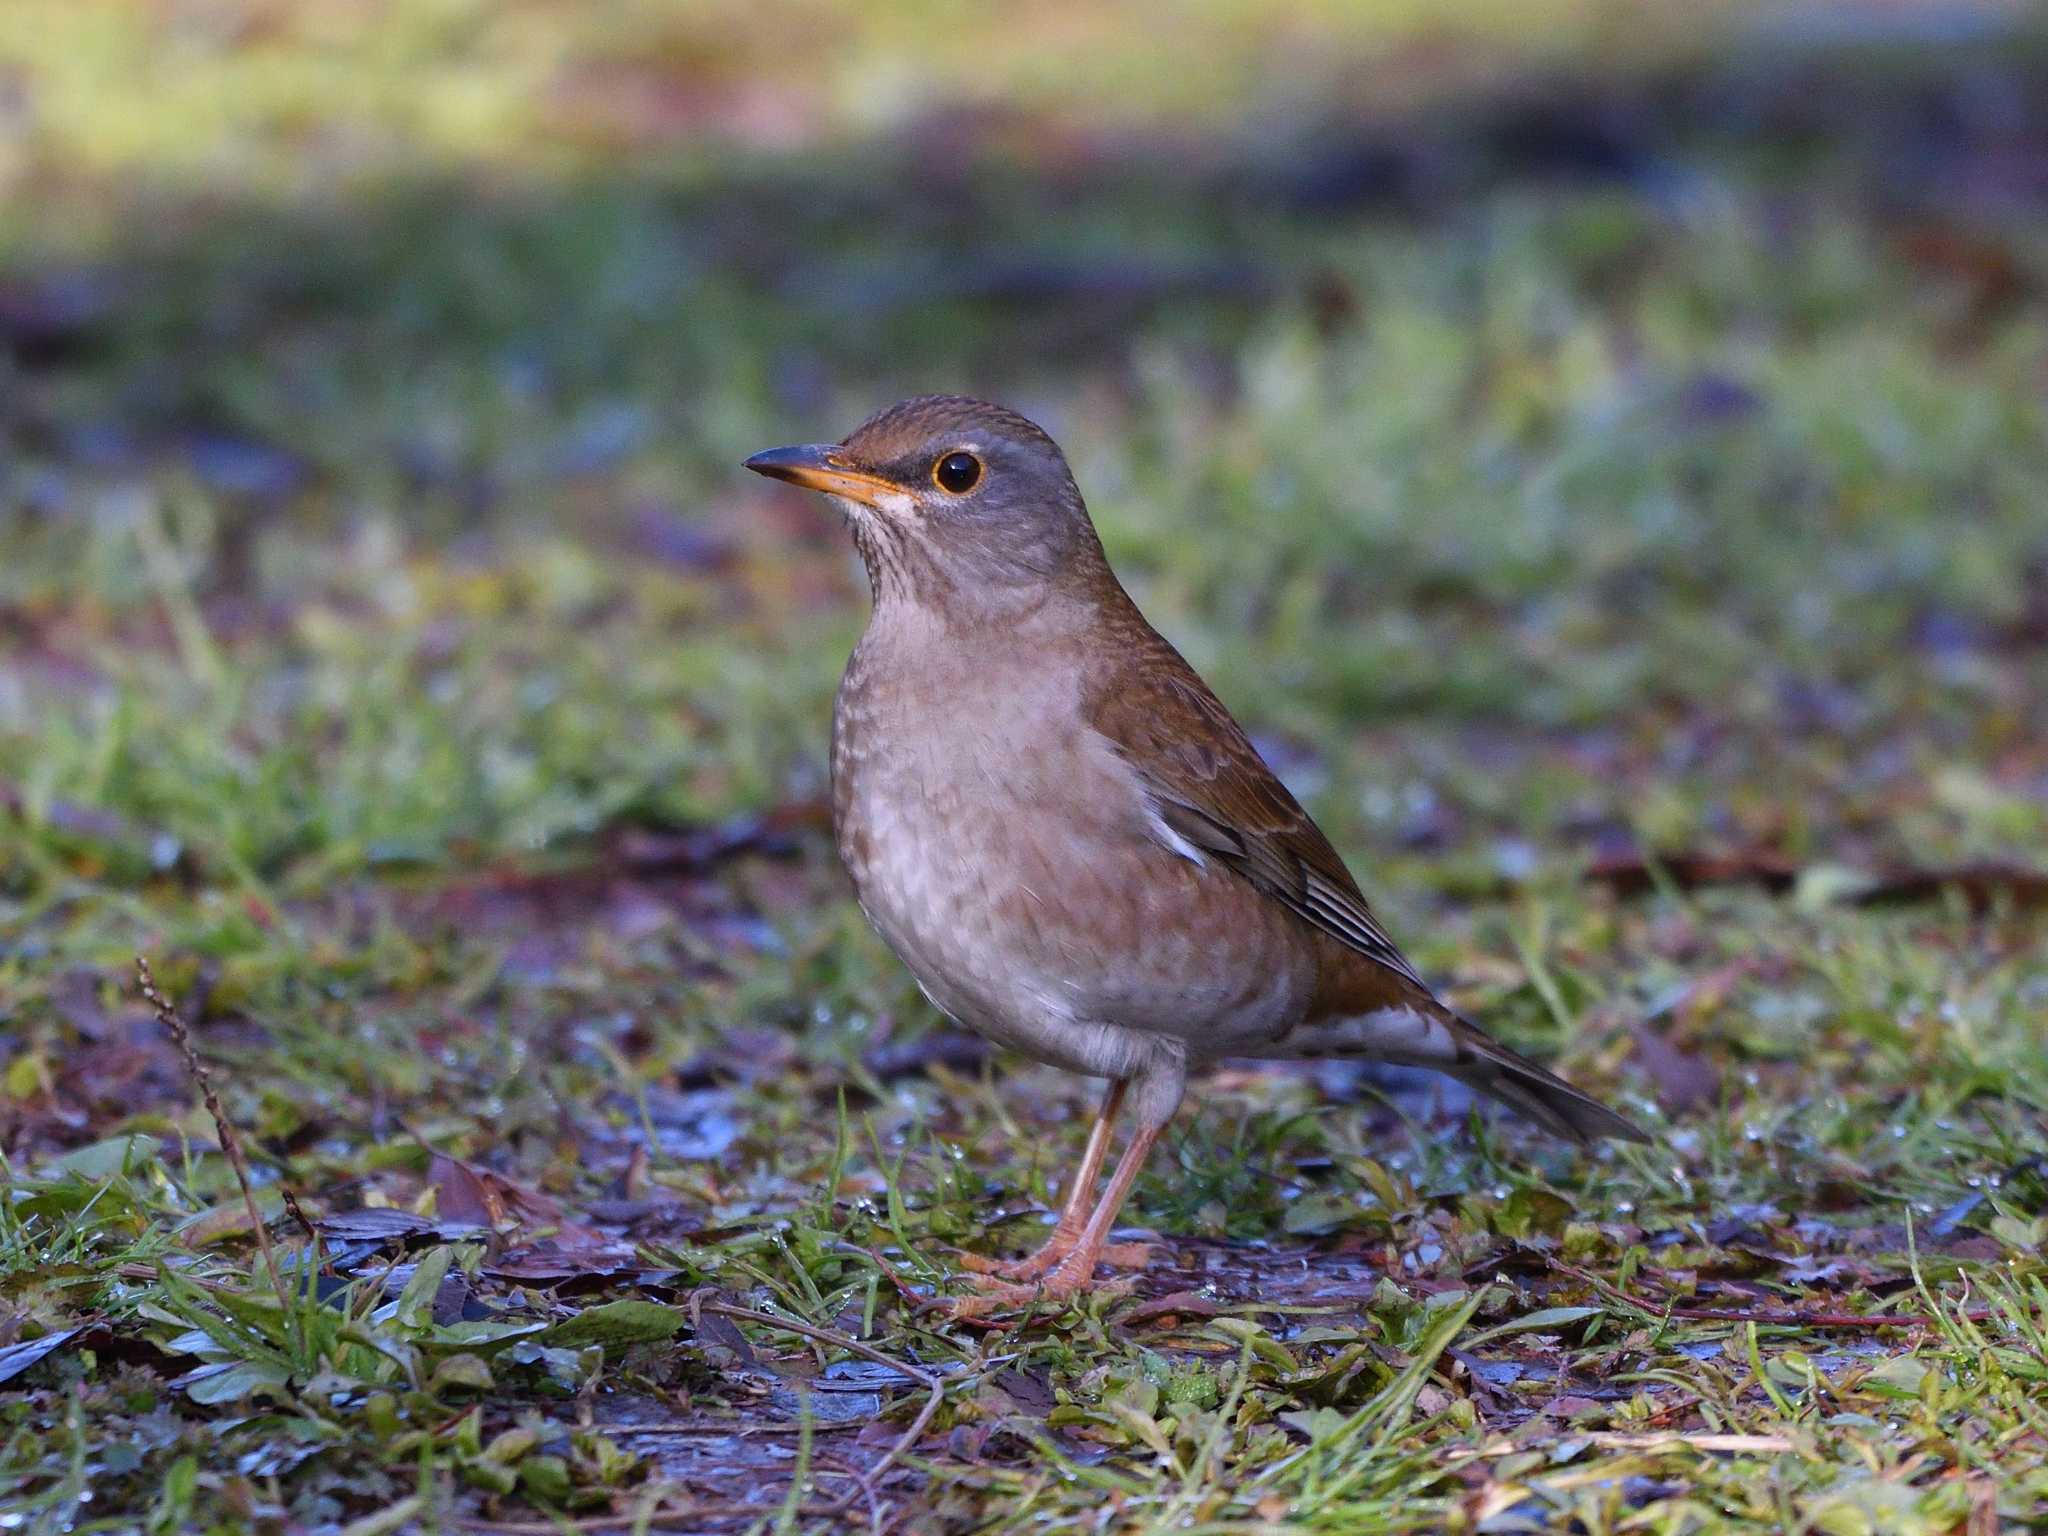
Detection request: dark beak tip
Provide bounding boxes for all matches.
[743,443,834,480]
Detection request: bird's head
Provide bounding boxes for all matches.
[745,395,1107,613]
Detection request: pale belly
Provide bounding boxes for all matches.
[832,716,1315,1076]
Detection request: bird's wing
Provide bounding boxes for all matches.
[1083,620,1647,1146]
[1084,649,1430,993]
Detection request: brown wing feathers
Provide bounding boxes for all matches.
[1086,623,1647,1145]
[1089,657,1429,992]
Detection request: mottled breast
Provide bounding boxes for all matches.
[830,613,1316,1071]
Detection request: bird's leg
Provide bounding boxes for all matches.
[961,1079,1125,1282]
[1033,1119,1163,1293]
[950,1117,1165,1313]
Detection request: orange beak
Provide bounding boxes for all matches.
[743,443,900,505]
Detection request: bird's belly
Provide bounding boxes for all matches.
[836,757,1313,1071]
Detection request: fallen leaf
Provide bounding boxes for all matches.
[541,1299,683,1350]
[0,1327,83,1385]
[320,1209,450,1245]
[1117,1291,1225,1328]
[1628,1022,1722,1114]
[1462,1306,1604,1347]
[1540,1394,1605,1418]
[1585,845,1798,898]
[428,1152,503,1227]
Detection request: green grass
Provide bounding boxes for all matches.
[3,3,2048,1531]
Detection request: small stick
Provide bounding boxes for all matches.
[278,1183,319,1246]
[137,957,295,1314]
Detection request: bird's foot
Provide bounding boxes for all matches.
[956,1233,1078,1283]
[957,1235,1153,1288]
[944,1246,1146,1318]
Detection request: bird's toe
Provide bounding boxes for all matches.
[958,1243,1071,1282]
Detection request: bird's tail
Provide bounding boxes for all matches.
[1438,1015,1648,1145]
[1280,990,1649,1144]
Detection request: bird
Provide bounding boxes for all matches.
[744,395,1645,1309]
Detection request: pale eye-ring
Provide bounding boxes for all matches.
[932,451,982,494]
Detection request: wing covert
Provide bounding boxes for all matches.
[1086,655,1429,992]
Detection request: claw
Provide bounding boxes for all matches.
[943,1256,1138,1318]
[960,1267,1031,1294]
[958,1238,1076,1282]
[944,1106,1166,1321]
[940,1289,1014,1320]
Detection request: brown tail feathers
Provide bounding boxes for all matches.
[1444,1019,1648,1145]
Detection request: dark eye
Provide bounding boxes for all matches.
[932,451,982,494]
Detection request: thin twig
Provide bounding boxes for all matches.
[278,1183,319,1246]
[137,957,295,1318]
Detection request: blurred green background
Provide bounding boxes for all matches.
[4,0,2044,881]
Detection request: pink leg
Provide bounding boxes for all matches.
[950,1118,1165,1314]
[961,1080,1125,1282]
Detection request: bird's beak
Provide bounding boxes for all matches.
[743,443,900,506]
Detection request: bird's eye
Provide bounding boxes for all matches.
[932,451,983,494]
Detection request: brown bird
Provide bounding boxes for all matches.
[746,396,1644,1308]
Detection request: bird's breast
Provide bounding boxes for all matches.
[828,626,1316,1061]
[831,637,1098,1034]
